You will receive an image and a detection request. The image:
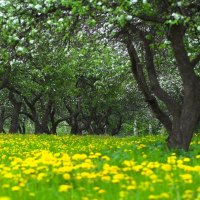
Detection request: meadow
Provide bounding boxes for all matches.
[0,134,199,200]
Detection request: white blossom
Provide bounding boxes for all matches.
[17,47,24,52]
[97,2,102,6]
[58,18,64,22]
[29,40,34,44]
[47,20,52,24]
[126,15,133,21]
[27,4,34,8]
[177,1,182,6]
[172,13,183,20]
[0,0,8,6]
[108,24,113,28]
[35,4,42,10]
[130,0,137,4]
[12,18,19,24]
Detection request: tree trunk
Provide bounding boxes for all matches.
[112,115,123,136]
[167,87,200,150]
[34,121,50,134]
[34,121,42,134]
[51,124,57,134]
[21,119,26,134]
[0,107,5,133]
[9,92,22,133]
[125,26,200,151]
[70,124,82,135]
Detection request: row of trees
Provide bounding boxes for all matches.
[0,22,154,135]
[0,0,200,150]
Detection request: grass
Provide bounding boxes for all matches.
[0,133,199,200]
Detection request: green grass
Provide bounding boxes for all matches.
[0,133,199,200]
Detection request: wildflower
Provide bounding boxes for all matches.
[82,197,89,200]
[182,190,193,200]
[180,174,193,183]
[72,154,87,160]
[183,157,190,162]
[160,193,170,198]
[161,164,171,171]
[148,192,170,199]
[4,173,13,179]
[98,189,105,194]
[58,185,72,192]
[37,173,46,181]
[167,156,176,164]
[119,191,127,198]
[101,156,110,161]
[127,185,136,190]
[2,184,9,188]
[63,173,71,180]
[11,186,20,191]
[0,197,10,200]
[101,175,111,181]
[93,187,100,191]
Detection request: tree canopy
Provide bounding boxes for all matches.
[0,0,200,150]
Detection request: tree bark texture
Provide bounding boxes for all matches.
[9,92,22,133]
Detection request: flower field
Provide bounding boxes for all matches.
[0,134,200,200]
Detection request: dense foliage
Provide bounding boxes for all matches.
[0,0,200,150]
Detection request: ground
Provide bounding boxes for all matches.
[0,134,200,200]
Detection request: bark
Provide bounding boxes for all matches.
[167,24,200,150]
[125,23,200,151]
[69,113,82,135]
[40,100,52,134]
[70,124,82,135]
[19,119,26,134]
[50,107,69,134]
[9,92,22,133]
[23,96,52,134]
[0,107,5,133]
[111,115,123,136]
[126,38,172,134]
[64,99,83,135]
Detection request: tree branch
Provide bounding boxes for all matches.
[20,111,34,121]
[168,24,197,84]
[126,36,172,133]
[140,32,181,117]
[137,14,164,23]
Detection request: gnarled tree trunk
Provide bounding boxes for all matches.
[125,22,200,151]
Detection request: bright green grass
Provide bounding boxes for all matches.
[0,133,199,200]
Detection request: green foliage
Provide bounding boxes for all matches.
[0,0,200,143]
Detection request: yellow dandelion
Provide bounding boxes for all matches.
[58,185,72,192]
[183,157,191,162]
[0,197,10,200]
[98,189,106,194]
[63,173,71,180]
[101,156,110,161]
[11,186,20,191]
